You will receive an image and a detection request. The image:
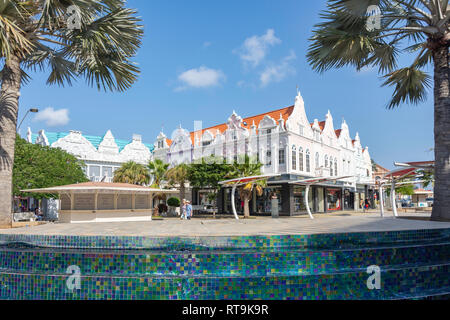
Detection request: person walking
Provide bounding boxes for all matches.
[363,198,371,213]
[180,199,187,220]
[186,201,193,220]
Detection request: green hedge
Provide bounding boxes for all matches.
[167,197,181,207]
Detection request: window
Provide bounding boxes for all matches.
[202,141,211,147]
[266,150,272,166]
[315,153,320,168]
[266,129,272,135]
[89,166,100,180]
[315,131,321,141]
[306,150,311,173]
[299,148,304,171]
[325,155,329,168]
[367,169,370,177]
[102,167,112,178]
[292,147,297,170]
[330,158,334,176]
[299,125,304,136]
[279,149,285,165]
[335,161,338,176]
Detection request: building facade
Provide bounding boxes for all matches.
[153,91,375,216]
[28,129,154,183]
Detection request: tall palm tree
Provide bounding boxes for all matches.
[165,164,189,201]
[307,0,449,221]
[148,159,169,188]
[229,155,265,219]
[113,161,150,186]
[0,0,143,227]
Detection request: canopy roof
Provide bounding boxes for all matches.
[383,161,434,180]
[219,174,281,186]
[21,182,177,194]
[289,176,354,185]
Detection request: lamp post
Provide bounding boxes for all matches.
[17,108,39,132]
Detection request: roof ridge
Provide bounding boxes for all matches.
[191,105,295,134]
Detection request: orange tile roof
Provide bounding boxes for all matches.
[167,105,295,145]
[335,129,342,138]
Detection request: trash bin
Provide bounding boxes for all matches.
[271,195,279,219]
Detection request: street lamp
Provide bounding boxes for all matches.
[17,108,39,132]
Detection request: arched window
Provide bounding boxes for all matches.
[306,150,311,173]
[299,147,304,171]
[335,161,338,176]
[325,155,329,168]
[315,152,320,168]
[292,146,297,171]
[330,157,334,176]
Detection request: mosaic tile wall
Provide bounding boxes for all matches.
[0,228,449,300]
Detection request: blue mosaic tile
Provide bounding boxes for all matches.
[0,228,449,300]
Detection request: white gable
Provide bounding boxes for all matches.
[52,131,98,160]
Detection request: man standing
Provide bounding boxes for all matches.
[186,201,193,220]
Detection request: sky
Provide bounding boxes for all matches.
[18,0,435,169]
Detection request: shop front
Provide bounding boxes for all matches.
[343,188,355,210]
[293,186,314,214]
[326,188,342,211]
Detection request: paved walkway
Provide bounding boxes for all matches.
[0,212,449,237]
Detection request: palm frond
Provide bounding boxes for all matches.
[382,66,432,108]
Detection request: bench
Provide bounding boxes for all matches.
[13,212,37,222]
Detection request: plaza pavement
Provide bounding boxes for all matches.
[0,211,449,237]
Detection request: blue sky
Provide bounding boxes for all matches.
[19,0,434,169]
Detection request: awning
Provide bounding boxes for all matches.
[289,175,354,185]
[219,174,281,187]
[383,161,434,180]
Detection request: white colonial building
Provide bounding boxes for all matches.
[153,91,374,216]
[28,129,154,182]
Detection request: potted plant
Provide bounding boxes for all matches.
[167,197,181,217]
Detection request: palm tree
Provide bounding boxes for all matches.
[165,164,189,201]
[113,161,150,186]
[148,159,169,188]
[307,0,449,221]
[229,155,265,219]
[0,0,143,227]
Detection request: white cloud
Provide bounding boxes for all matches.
[235,29,281,67]
[260,51,296,87]
[203,41,212,48]
[176,66,225,91]
[33,107,70,127]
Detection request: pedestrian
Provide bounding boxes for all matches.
[364,198,371,213]
[180,199,187,220]
[186,201,193,220]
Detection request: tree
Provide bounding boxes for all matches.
[13,135,88,199]
[228,155,265,219]
[147,159,169,188]
[113,161,150,186]
[0,0,143,226]
[188,156,232,190]
[165,164,189,201]
[188,156,232,209]
[307,0,449,221]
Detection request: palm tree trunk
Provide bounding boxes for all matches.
[431,44,450,221]
[180,183,185,202]
[243,196,250,218]
[0,55,22,228]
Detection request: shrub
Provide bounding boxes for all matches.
[158,203,168,213]
[167,197,181,207]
